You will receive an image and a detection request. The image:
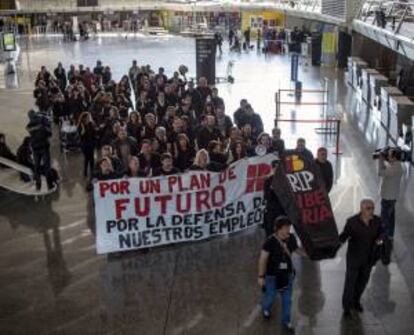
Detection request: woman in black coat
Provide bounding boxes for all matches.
[78,112,97,178]
[126,111,142,142]
[174,134,195,172]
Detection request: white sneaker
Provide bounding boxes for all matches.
[283,323,295,333]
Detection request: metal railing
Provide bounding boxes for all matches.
[357,0,414,36]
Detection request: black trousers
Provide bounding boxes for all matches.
[83,148,95,177]
[342,262,372,310]
[264,212,276,237]
[33,148,53,190]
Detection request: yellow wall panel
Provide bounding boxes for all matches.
[241,10,285,37]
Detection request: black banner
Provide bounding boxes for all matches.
[196,37,216,85]
[272,150,339,260]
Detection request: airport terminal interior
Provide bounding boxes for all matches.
[1,0,414,334]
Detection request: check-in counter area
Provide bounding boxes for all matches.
[351,58,369,89]
[389,95,414,143]
[361,68,380,103]
[370,74,388,109]
[380,86,403,129]
[347,56,364,88]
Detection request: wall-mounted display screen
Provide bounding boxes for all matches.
[3,33,16,52]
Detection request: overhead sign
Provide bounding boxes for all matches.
[196,37,216,85]
[94,154,277,254]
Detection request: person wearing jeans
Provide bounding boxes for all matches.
[378,149,404,239]
[258,216,306,333]
[262,275,293,326]
[381,199,396,237]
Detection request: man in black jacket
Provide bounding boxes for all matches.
[93,60,104,77]
[185,81,203,117]
[211,87,225,110]
[111,129,138,169]
[26,110,53,190]
[236,104,264,138]
[196,115,223,150]
[315,147,333,193]
[234,99,248,128]
[215,106,233,138]
[33,80,50,113]
[54,62,67,92]
[152,153,179,176]
[339,198,384,318]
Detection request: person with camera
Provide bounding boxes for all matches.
[258,216,306,333]
[378,149,404,239]
[339,198,384,318]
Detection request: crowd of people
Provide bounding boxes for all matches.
[258,150,402,331]
[227,25,309,55]
[1,59,295,190]
[29,57,336,193]
[0,49,404,334]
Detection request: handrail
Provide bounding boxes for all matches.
[0,157,32,176]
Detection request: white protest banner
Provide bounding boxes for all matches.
[94,154,277,254]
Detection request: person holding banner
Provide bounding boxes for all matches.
[93,157,119,181]
[190,149,210,171]
[228,140,247,164]
[152,153,179,176]
[258,216,305,333]
[125,156,145,178]
[339,198,384,318]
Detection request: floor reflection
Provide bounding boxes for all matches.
[297,258,325,330]
[368,265,396,317]
[1,191,71,296]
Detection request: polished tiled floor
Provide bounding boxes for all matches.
[0,35,413,335]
